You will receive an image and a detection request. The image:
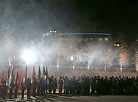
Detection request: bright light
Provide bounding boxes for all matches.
[114,44,117,46]
[21,48,37,64]
[108,49,111,52]
[71,56,74,61]
[105,38,108,41]
[50,30,56,33]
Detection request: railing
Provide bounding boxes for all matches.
[55,66,136,72]
[0,64,136,73]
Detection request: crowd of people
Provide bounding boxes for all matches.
[1,75,138,99]
[45,75,138,95]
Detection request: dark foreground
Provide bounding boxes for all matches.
[0,95,138,102]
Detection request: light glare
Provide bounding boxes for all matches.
[21,49,37,64]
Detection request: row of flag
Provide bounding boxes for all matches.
[0,65,49,88]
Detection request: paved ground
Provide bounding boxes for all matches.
[0,95,138,102]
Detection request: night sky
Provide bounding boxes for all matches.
[0,0,138,43]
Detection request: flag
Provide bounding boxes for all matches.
[25,65,27,80]
[0,71,1,83]
[6,65,10,86]
[43,66,46,80]
[45,66,48,78]
[24,65,28,87]
[7,65,11,79]
[0,71,4,83]
[41,66,46,88]
[38,65,41,80]
[32,66,36,79]
[38,65,41,86]
[14,65,21,88]
[32,65,36,86]
[45,66,49,85]
[9,65,14,88]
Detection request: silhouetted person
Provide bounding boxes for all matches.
[37,79,41,96]
[90,77,96,95]
[32,77,37,97]
[49,76,54,93]
[76,77,81,95]
[40,78,44,95]
[59,77,63,94]
[64,76,69,94]
[21,79,25,98]
[53,78,57,94]
[14,83,18,98]
[1,80,7,99]
[9,80,14,99]
[27,78,31,98]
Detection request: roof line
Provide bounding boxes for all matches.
[56,33,111,36]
